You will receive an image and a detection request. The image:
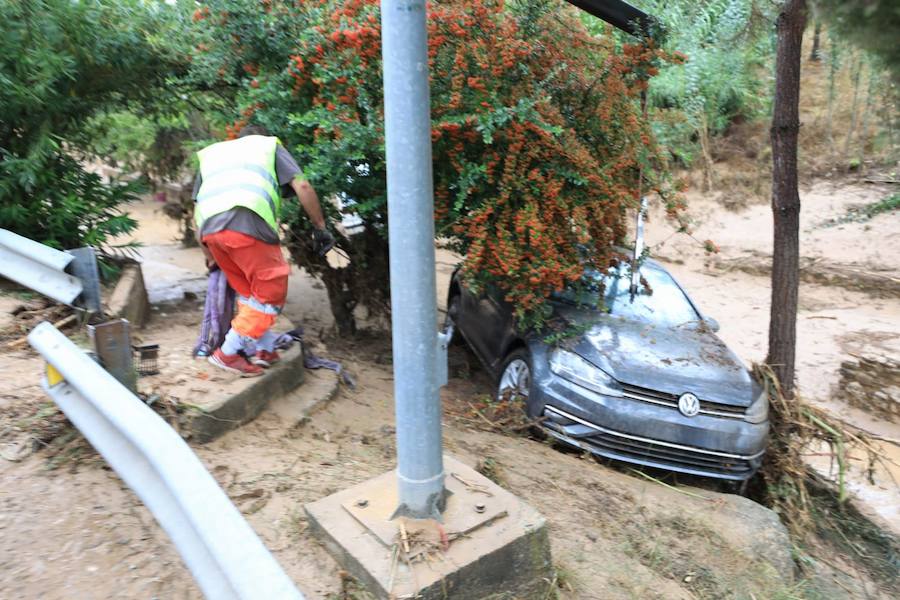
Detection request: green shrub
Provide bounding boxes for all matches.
[0,147,142,253]
[0,0,186,255]
[584,0,776,167]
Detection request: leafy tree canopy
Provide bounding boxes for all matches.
[817,0,900,79]
[186,0,681,332]
[0,0,187,254]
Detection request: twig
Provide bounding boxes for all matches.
[399,521,410,554]
[629,469,714,501]
[7,313,78,349]
[387,543,399,594]
[506,416,547,432]
[832,520,872,560]
[467,402,497,428]
[450,472,494,497]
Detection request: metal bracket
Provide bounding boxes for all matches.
[88,319,136,392]
[0,229,101,313]
[436,327,452,388]
[66,247,102,313]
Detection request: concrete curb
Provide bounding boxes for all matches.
[182,345,307,443]
[267,367,342,431]
[105,263,149,328]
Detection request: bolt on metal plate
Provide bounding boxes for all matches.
[342,470,507,549]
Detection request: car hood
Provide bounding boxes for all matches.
[564,312,758,407]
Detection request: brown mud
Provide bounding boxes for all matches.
[0,178,898,598]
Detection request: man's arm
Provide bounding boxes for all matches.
[290,177,326,230]
[195,225,216,270]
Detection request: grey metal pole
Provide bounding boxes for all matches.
[381,0,446,518]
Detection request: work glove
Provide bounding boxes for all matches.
[311,228,335,257]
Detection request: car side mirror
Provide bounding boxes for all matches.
[704,317,720,332]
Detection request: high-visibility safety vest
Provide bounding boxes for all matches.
[195,135,283,233]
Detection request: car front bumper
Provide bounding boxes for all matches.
[531,373,768,481]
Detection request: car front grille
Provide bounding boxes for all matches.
[620,382,746,419]
[544,407,759,480]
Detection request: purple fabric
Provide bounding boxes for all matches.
[193,268,236,357]
[275,328,356,389]
[193,272,355,389]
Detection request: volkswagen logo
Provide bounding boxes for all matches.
[678,393,700,417]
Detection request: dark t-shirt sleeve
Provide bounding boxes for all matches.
[275,145,303,190]
[191,173,202,201]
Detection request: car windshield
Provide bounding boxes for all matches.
[553,263,701,327]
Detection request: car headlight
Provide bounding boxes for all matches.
[549,349,622,397]
[744,387,769,424]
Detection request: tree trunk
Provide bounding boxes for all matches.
[767,0,807,399]
[886,94,897,156]
[843,54,863,159]
[698,112,716,192]
[321,265,358,337]
[809,20,821,61]
[825,34,839,155]
[856,69,876,174]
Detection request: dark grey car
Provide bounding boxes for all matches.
[446,259,769,481]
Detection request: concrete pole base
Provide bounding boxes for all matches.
[305,455,552,599]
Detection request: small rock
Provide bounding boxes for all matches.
[845,381,864,396]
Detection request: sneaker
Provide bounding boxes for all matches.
[250,349,281,368]
[208,348,264,377]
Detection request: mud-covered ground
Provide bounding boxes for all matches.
[0,179,898,599]
[644,180,900,531]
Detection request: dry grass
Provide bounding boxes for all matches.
[697,30,898,207]
[753,364,887,536]
[0,297,75,345]
[446,393,544,437]
[752,365,900,591]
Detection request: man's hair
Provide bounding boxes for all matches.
[238,124,270,137]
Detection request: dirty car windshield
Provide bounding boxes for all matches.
[555,264,700,327]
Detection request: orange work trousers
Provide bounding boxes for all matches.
[202,230,290,339]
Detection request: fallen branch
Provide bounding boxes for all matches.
[755,363,894,537]
[6,313,78,349]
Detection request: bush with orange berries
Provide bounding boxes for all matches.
[187,0,682,333]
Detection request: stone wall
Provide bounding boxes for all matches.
[838,353,900,422]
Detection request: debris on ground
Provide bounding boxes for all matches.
[752,364,900,589]
[838,352,900,423]
[0,296,75,346]
[447,394,544,436]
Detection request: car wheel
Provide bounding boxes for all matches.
[444,293,463,346]
[496,348,532,404]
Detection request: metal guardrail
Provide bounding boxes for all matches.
[0,229,100,312]
[28,322,304,600]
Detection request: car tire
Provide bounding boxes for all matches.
[444,293,463,346]
[496,348,532,404]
